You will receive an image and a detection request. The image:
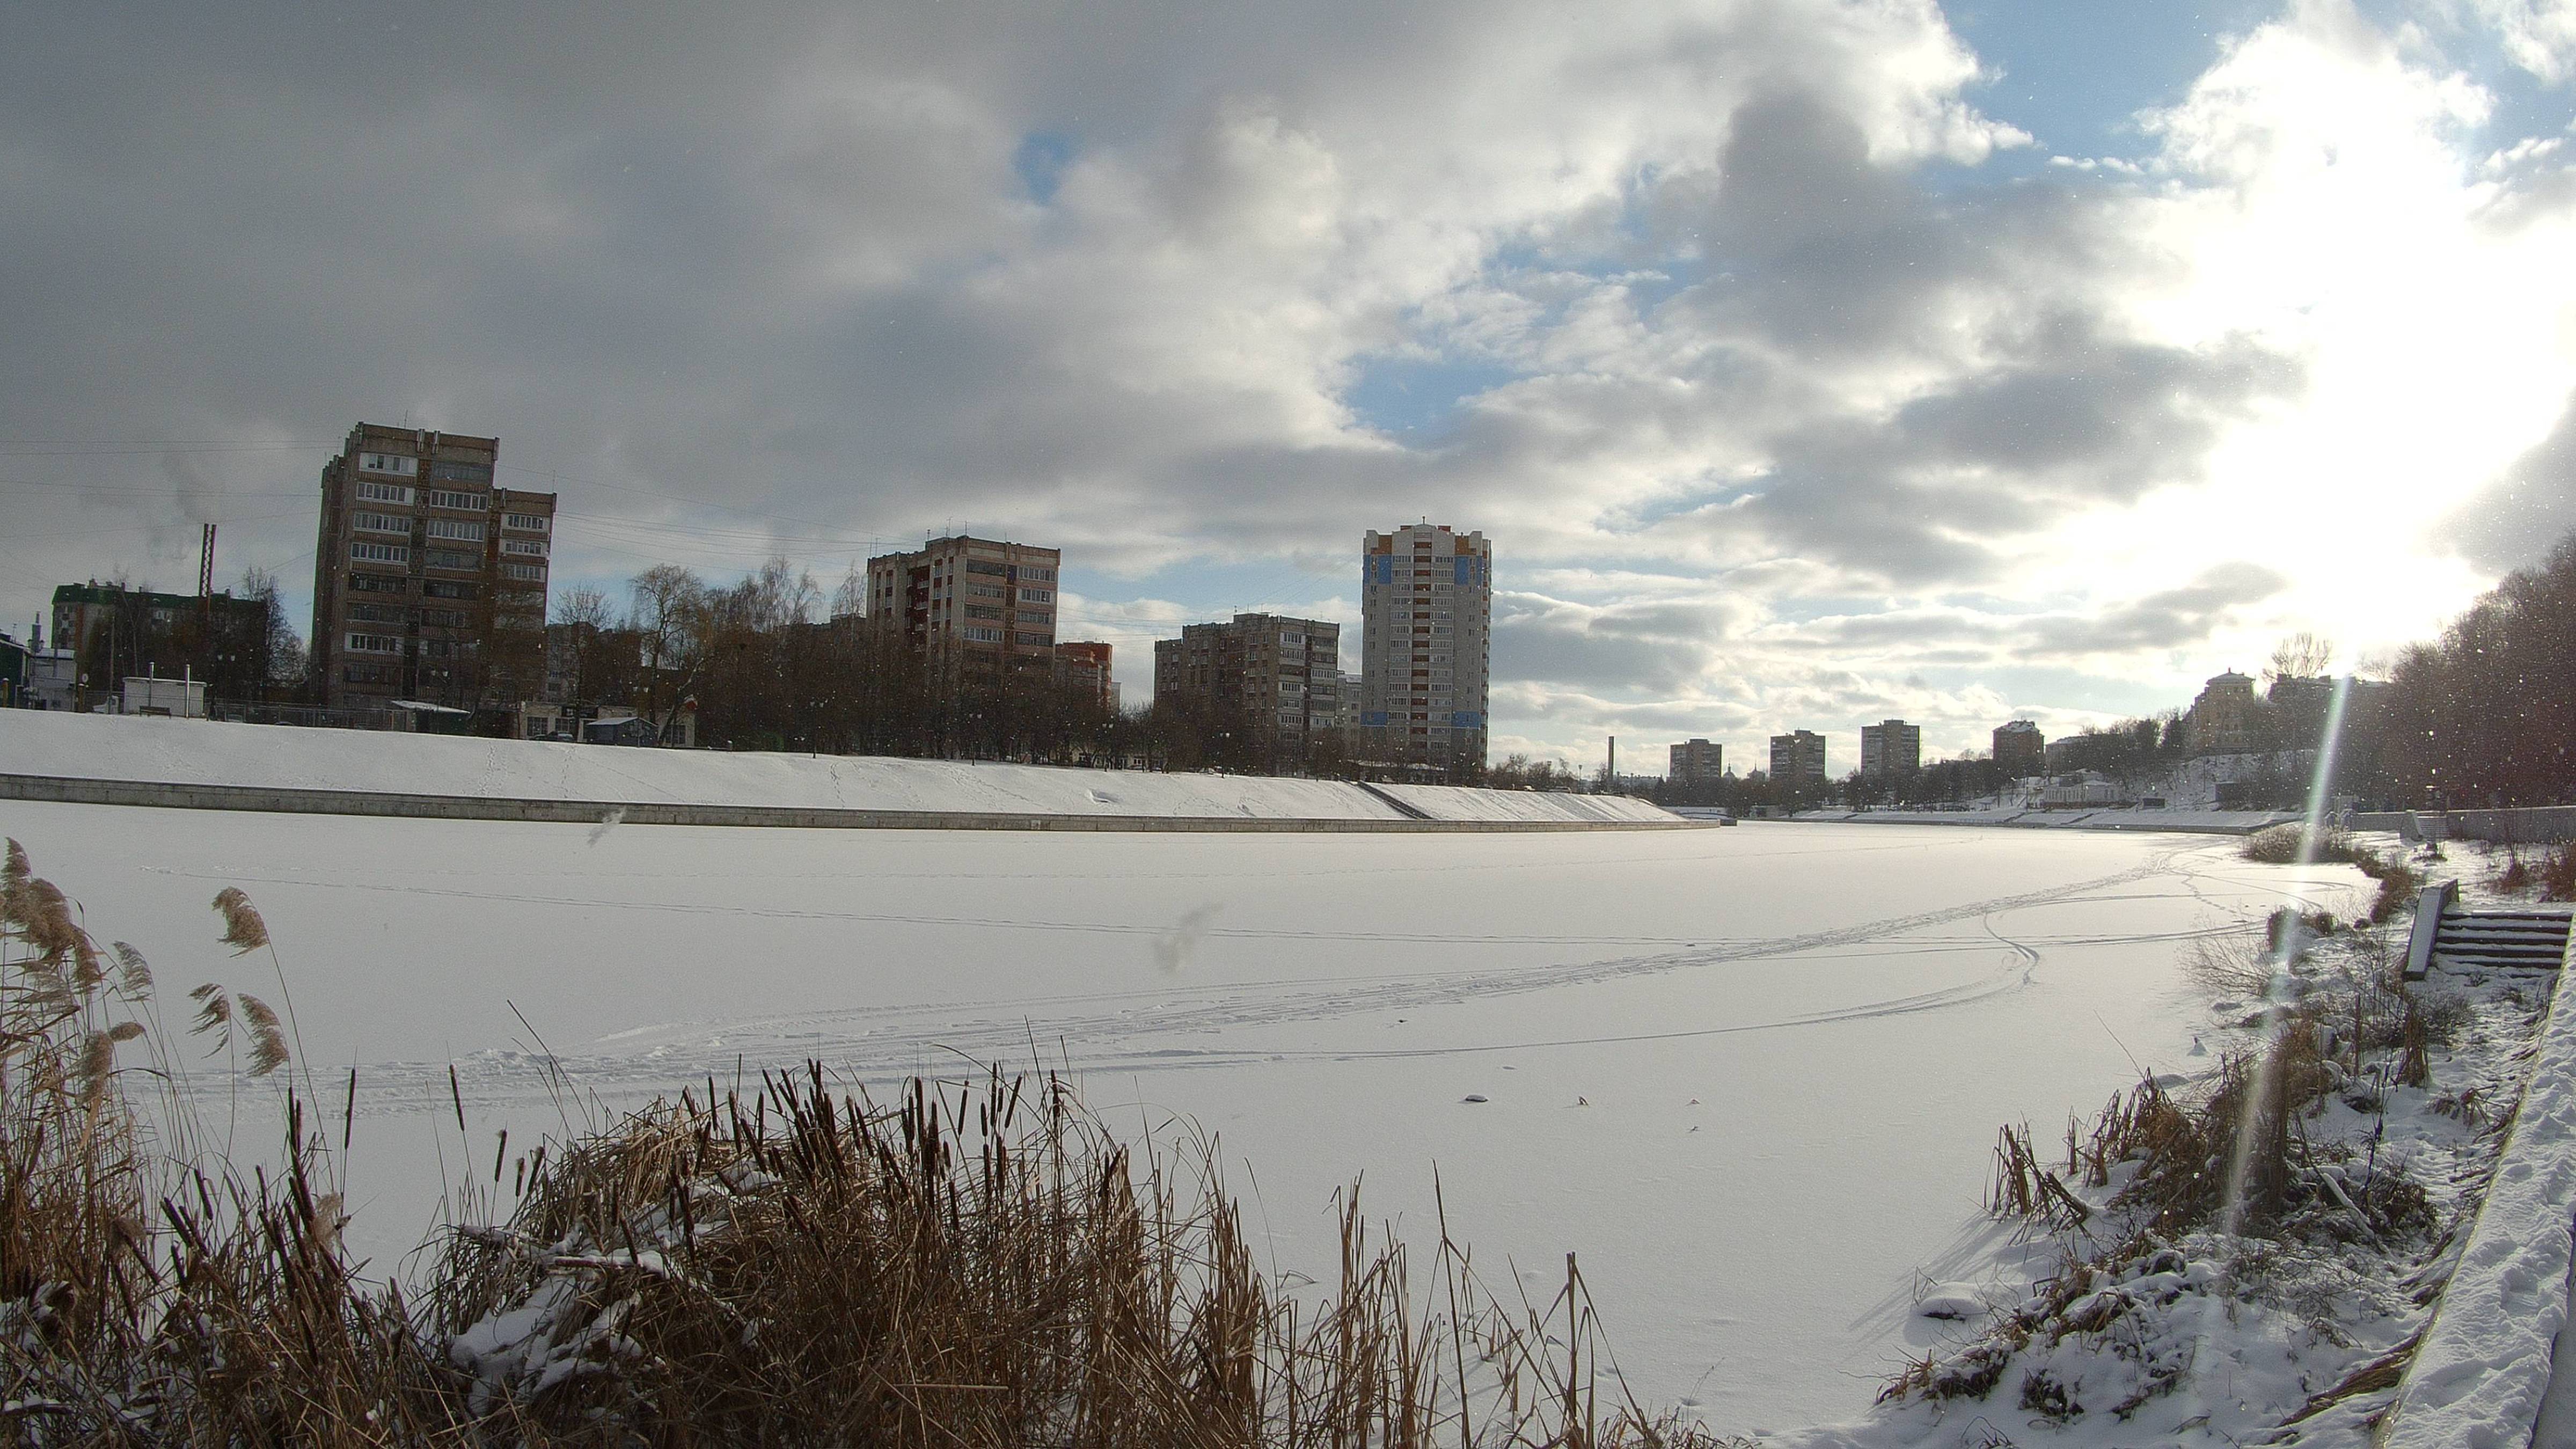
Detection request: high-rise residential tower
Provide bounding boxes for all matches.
[1669,738,1723,787]
[310,423,554,714]
[863,536,1061,679]
[1359,524,1490,773]
[1860,719,1922,779]
[1769,730,1827,788]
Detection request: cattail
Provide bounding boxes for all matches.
[239,993,289,1077]
[0,837,27,925]
[112,941,155,998]
[79,1028,116,1108]
[189,982,233,1045]
[213,887,270,954]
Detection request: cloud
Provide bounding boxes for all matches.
[3,0,2573,770]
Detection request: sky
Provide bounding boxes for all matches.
[5,0,2575,774]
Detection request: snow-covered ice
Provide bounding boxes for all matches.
[0,795,2381,1433]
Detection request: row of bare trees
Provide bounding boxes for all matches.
[2375,533,2576,807]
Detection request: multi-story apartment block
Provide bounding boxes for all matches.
[1056,640,1116,709]
[1860,719,1921,779]
[1669,738,1723,787]
[310,424,554,713]
[1152,615,1340,742]
[1993,719,2046,778]
[1769,730,1828,788]
[863,536,1060,679]
[1358,525,1491,772]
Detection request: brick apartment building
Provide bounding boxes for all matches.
[309,424,554,714]
[1860,719,1921,779]
[863,536,1060,679]
[1769,729,1827,788]
[1669,737,1723,787]
[1152,614,1340,744]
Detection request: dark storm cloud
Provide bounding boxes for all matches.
[2443,389,2576,572]
[1490,592,1745,693]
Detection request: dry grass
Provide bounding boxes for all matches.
[5,839,1730,1448]
[2242,823,2357,866]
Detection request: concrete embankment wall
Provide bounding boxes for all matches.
[0,774,1695,835]
[2351,806,2576,845]
[1781,807,2299,837]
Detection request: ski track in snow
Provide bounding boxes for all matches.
[286,848,2216,1111]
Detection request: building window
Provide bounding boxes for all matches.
[964,605,1002,621]
[426,517,486,541]
[343,662,398,684]
[350,541,409,565]
[1020,587,1053,603]
[1011,610,1050,627]
[348,603,408,625]
[347,572,407,594]
[1020,566,1056,582]
[355,480,413,505]
[423,580,479,601]
[425,548,479,570]
[501,537,547,557]
[422,609,470,628]
[346,632,401,654]
[961,625,1003,642]
[430,460,493,483]
[356,452,418,477]
[425,488,487,511]
[967,583,1005,600]
[502,562,546,582]
[502,512,548,532]
[964,559,1009,577]
[352,511,409,536]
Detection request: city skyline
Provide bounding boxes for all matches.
[6,2,2575,769]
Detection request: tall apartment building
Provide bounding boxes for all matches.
[1860,719,1921,779]
[1358,525,1491,772]
[1993,719,2046,778]
[1055,640,1116,709]
[1769,729,1827,787]
[1152,615,1339,742]
[1669,737,1723,788]
[310,424,554,714]
[863,536,1060,678]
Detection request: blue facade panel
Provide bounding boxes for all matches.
[1362,711,1389,727]
[1450,711,1484,728]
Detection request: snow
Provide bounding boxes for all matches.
[0,795,2380,1435]
[2386,913,2576,1447]
[1371,781,1677,823]
[0,709,1430,820]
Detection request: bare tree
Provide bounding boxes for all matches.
[630,565,711,743]
[2264,631,2334,683]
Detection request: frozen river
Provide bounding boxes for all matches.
[1,803,2367,1433]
